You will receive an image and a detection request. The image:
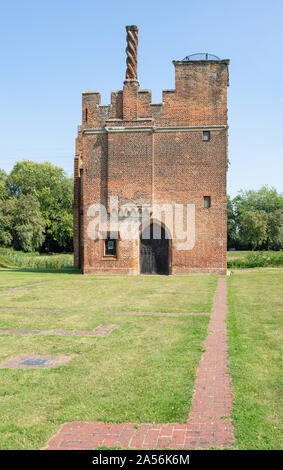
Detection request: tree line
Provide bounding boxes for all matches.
[228,187,283,250]
[0,161,73,252]
[0,161,282,252]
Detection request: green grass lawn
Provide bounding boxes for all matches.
[0,270,215,450]
[1,267,282,450]
[227,270,283,450]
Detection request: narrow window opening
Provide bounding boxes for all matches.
[85,108,88,122]
[204,196,211,208]
[105,238,117,256]
[203,130,210,141]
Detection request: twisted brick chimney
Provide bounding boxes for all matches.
[125,25,138,80]
[123,25,139,120]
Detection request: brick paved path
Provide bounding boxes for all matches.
[107,311,209,317]
[0,308,66,314]
[185,278,234,449]
[44,278,234,450]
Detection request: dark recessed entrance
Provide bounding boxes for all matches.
[140,223,169,275]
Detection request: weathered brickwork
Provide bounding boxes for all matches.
[74,27,229,275]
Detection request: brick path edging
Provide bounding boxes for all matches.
[0,281,56,293]
[44,278,234,450]
[186,277,234,448]
[0,308,66,314]
[0,325,117,337]
[107,311,210,317]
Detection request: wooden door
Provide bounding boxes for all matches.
[140,224,169,275]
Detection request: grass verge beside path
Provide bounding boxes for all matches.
[227,270,283,450]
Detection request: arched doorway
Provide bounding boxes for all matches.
[140,222,169,275]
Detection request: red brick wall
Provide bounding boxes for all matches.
[74,59,229,274]
[107,130,153,206]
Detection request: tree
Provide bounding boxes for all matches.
[238,210,268,250]
[47,210,73,252]
[234,186,283,215]
[0,195,45,251]
[0,199,13,246]
[11,194,45,252]
[0,169,8,200]
[227,195,238,248]
[232,186,283,250]
[265,210,283,249]
[7,161,73,251]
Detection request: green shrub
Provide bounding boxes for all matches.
[0,248,73,270]
[227,251,283,268]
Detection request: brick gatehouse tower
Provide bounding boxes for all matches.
[74,26,229,275]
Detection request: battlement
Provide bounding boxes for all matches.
[81,57,229,128]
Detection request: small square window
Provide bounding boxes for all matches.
[105,238,116,256]
[204,196,211,208]
[203,131,210,141]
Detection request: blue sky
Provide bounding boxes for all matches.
[0,0,282,197]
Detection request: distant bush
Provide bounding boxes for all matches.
[227,250,283,268]
[228,187,283,251]
[0,248,73,270]
[0,253,16,269]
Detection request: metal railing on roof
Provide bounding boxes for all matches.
[182,53,221,61]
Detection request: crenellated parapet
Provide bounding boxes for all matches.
[80,24,229,129]
[81,62,229,129]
